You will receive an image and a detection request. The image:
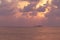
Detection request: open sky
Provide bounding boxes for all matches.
[0,0,60,26]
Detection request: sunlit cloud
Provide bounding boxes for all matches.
[35,0,48,9]
[17,1,30,10]
[0,0,60,26]
[14,0,54,19]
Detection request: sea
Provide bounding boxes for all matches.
[0,27,60,40]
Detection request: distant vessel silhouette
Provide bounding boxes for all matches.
[33,25,43,27]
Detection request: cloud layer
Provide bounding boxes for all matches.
[0,0,60,26]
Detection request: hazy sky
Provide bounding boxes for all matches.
[0,0,60,26]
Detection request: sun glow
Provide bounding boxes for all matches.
[37,12,45,18]
[13,11,22,18]
[0,0,1,5]
[6,0,12,3]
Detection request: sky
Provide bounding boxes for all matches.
[0,0,60,26]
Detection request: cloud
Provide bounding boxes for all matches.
[0,0,18,16]
[45,7,60,26]
[52,0,60,8]
[0,0,60,26]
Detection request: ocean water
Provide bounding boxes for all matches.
[0,27,60,40]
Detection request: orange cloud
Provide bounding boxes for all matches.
[35,0,48,9]
[17,1,30,10]
[13,0,59,21]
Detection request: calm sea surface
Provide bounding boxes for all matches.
[0,27,60,40]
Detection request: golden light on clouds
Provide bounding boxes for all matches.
[35,0,48,9]
[17,1,30,10]
[37,12,45,18]
[44,6,51,13]
[48,0,52,5]
[13,0,58,19]
[35,0,52,9]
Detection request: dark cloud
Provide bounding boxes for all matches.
[37,6,46,12]
[45,8,60,26]
[0,0,16,16]
[43,0,60,26]
[52,0,60,8]
[0,8,14,16]
[23,4,34,12]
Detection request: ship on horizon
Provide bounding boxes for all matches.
[33,25,43,27]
